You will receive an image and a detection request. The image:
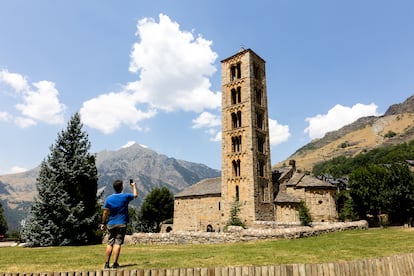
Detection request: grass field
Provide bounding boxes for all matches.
[1,227,414,273]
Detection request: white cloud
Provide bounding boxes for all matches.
[304,103,379,139]
[192,111,221,142]
[0,111,11,122]
[14,116,36,128]
[80,91,157,134]
[211,131,222,142]
[16,81,66,124]
[0,70,66,126]
[0,69,29,92]
[80,14,221,134]
[192,112,221,129]
[269,118,290,146]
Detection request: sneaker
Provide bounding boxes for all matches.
[112,263,120,269]
[104,263,110,269]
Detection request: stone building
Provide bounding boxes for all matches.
[173,49,337,232]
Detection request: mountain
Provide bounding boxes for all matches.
[275,94,414,171]
[0,143,220,231]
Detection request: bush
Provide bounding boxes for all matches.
[298,201,312,226]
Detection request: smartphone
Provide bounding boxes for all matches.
[130,179,133,184]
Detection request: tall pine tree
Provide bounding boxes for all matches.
[0,202,8,235]
[21,113,99,246]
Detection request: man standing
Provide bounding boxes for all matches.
[100,179,138,269]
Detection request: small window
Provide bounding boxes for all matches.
[258,160,265,177]
[232,135,242,152]
[230,63,242,81]
[232,159,241,177]
[257,112,263,129]
[258,136,265,153]
[255,88,262,105]
[231,87,242,104]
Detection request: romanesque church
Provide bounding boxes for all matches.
[173,49,337,232]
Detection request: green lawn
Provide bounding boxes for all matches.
[1,227,414,273]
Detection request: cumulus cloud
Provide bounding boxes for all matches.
[80,91,157,134]
[269,118,290,146]
[0,69,66,126]
[191,111,221,142]
[0,70,29,92]
[192,112,221,129]
[80,14,221,134]
[304,103,379,139]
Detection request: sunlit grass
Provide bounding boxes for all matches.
[1,227,414,273]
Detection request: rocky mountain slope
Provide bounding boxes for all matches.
[275,94,414,171]
[0,143,220,231]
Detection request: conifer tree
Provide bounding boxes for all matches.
[21,113,99,246]
[0,202,8,235]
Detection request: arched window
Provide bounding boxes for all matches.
[258,135,265,153]
[231,87,241,105]
[258,160,265,177]
[255,88,262,105]
[232,135,242,152]
[232,159,241,177]
[231,112,242,129]
[257,112,263,129]
[231,113,238,129]
[235,185,240,201]
[230,63,242,81]
[237,111,242,127]
[231,88,237,105]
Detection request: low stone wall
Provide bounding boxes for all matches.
[125,220,368,245]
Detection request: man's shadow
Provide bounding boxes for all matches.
[118,263,138,269]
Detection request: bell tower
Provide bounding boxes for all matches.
[220,48,273,227]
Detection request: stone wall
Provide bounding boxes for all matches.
[124,221,368,245]
[305,189,337,222]
[173,195,222,232]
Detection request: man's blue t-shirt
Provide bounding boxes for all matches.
[104,193,135,226]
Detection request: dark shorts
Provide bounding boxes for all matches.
[107,224,127,246]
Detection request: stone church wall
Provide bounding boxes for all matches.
[173,195,222,232]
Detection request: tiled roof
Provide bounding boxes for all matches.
[275,192,300,203]
[175,177,221,198]
[296,175,337,189]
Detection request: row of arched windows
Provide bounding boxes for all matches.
[230,86,263,106]
[232,135,242,152]
[230,62,263,82]
[231,111,242,129]
[231,158,267,178]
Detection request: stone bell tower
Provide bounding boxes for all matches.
[220,48,273,227]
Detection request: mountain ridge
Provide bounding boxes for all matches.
[0,143,220,231]
[276,94,414,171]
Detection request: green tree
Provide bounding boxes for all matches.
[349,163,414,225]
[298,201,312,226]
[21,113,99,246]
[226,198,246,228]
[137,187,174,232]
[0,202,8,235]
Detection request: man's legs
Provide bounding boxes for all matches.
[112,244,122,264]
[105,244,113,263]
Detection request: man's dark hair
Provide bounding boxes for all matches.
[113,180,123,193]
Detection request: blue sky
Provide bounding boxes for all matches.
[1,1,414,174]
